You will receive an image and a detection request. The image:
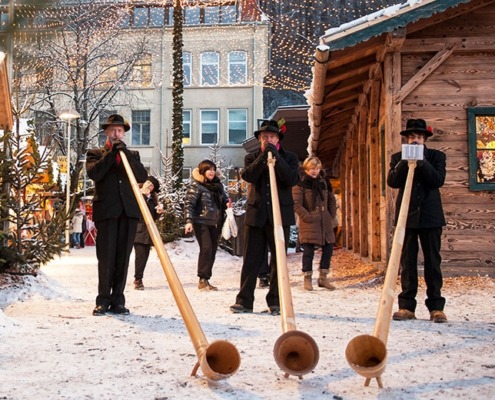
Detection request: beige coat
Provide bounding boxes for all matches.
[292,174,337,246]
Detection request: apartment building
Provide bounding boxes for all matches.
[0,1,270,181]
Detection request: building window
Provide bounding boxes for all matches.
[228,109,247,144]
[149,7,164,27]
[221,5,238,23]
[182,110,191,145]
[201,109,219,145]
[182,167,192,182]
[204,6,219,24]
[132,54,152,87]
[201,52,219,86]
[184,6,200,25]
[99,59,118,86]
[132,110,151,145]
[183,52,191,87]
[468,107,495,190]
[228,51,247,85]
[133,7,148,27]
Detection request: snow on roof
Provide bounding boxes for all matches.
[320,0,469,48]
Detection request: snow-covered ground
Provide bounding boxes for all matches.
[0,240,494,399]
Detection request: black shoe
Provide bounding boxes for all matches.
[93,305,108,316]
[258,277,269,288]
[109,305,130,315]
[230,304,253,314]
[269,305,280,316]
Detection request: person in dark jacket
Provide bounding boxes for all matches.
[133,175,163,290]
[184,160,228,291]
[86,114,147,316]
[230,119,299,315]
[387,118,447,323]
[293,156,337,291]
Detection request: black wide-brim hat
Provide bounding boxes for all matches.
[101,114,130,132]
[400,118,432,137]
[254,120,284,140]
[147,175,160,193]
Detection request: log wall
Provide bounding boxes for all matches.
[397,5,495,274]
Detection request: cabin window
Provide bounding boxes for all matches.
[467,107,495,191]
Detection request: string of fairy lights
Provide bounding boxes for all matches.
[1,0,399,92]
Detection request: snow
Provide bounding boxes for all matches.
[1,240,494,399]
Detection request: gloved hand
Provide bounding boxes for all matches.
[263,143,279,159]
[112,140,127,152]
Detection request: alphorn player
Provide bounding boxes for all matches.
[230,119,299,315]
[387,118,448,323]
[87,114,147,316]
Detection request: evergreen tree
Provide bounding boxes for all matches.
[0,125,67,274]
[171,0,184,191]
[156,151,186,243]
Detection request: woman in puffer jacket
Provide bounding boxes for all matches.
[292,156,337,291]
[184,159,228,291]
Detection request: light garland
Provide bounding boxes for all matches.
[3,0,399,92]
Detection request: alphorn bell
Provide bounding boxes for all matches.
[345,144,424,388]
[267,152,319,378]
[120,150,241,381]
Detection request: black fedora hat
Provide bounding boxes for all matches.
[400,118,433,137]
[101,114,130,132]
[146,175,160,193]
[254,120,284,140]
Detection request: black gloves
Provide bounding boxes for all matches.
[263,143,279,159]
[112,140,127,152]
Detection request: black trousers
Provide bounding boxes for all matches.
[235,224,289,309]
[95,213,138,308]
[134,242,151,281]
[193,222,222,280]
[398,227,446,312]
[302,242,334,273]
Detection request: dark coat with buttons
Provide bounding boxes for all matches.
[387,145,446,229]
[241,147,299,227]
[293,173,337,246]
[86,146,147,222]
[184,168,228,227]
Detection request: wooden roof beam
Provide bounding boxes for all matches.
[0,52,13,130]
[394,42,458,104]
[307,45,330,156]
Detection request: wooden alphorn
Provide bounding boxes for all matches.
[267,152,319,378]
[345,145,423,388]
[120,150,241,381]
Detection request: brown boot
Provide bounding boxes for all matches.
[318,269,336,290]
[198,278,218,291]
[303,272,313,291]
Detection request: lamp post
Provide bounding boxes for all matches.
[59,110,80,248]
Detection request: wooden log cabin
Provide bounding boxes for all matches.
[306,0,495,276]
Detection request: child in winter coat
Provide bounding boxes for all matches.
[292,156,337,291]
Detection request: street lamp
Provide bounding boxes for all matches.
[59,109,80,248]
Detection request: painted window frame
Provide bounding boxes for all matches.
[200,52,219,86]
[200,109,219,145]
[183,52,192,87]
[228,109,247,144]
[182,110,192,145]
[131,110,151,146]
[467,107,495,190]
[228,51,247,85]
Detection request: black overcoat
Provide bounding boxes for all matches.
[387,145,446,229]
[86,147,148,222]
[241,147,299,227]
